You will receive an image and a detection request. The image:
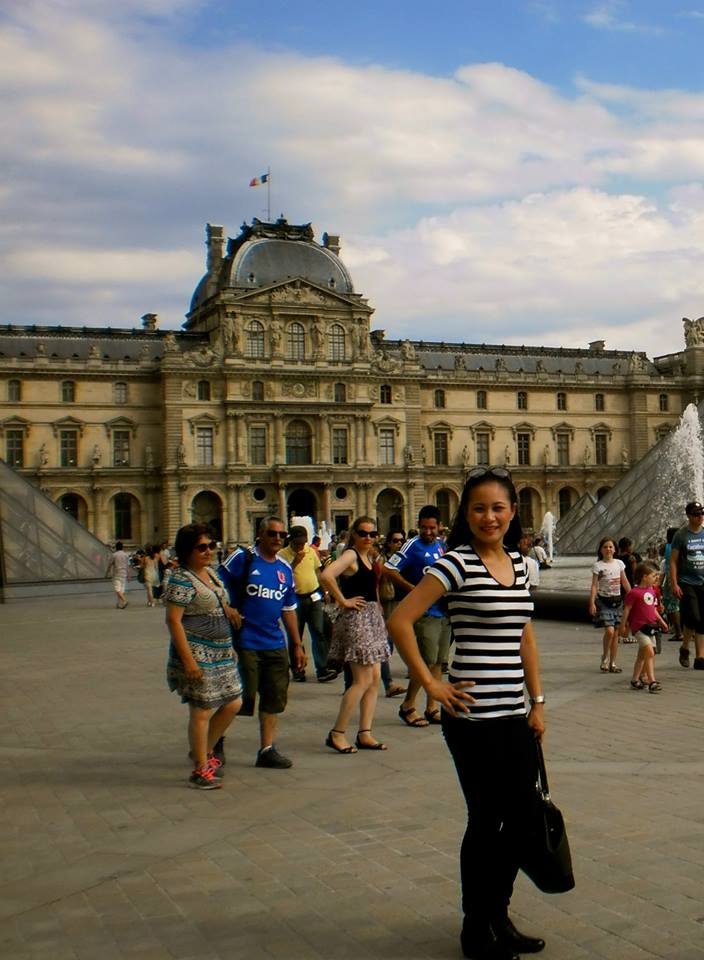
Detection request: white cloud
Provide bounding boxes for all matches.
[583,2,665,34]
[2,1,704,358]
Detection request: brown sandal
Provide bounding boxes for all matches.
[399,705,429,727]
[424,709,442,724]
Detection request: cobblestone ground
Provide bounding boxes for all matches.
[2,590,704,960]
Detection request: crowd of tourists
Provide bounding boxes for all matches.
[103,471,704,960]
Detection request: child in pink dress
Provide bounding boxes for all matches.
[621,561,669,693]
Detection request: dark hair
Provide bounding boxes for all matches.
[115,541,123,551]
[447,468,522,551]
[351,516,375,538]
[634,560,659,583]
[289,525,308,541]
[617,537,633,552]
[418,505,441,523]
[596,536,617,560]
[666,526,679,543]
[174,523,214,566]
[385,529,405,549]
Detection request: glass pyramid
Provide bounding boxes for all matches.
[557,403,704,556]
[0,459,112,594]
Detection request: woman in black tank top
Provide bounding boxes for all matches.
[319,516,391,753]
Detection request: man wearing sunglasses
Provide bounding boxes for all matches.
[218,517,304,768]
[384,505,449,727]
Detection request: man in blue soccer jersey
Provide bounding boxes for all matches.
[218,516,305,768]
[384,505,449,728]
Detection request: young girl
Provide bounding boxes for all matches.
[589,537,631,673]
[621,562,668,693]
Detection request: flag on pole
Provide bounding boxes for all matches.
[249,173,270,187]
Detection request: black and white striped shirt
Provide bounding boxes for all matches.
[428,544,533,721]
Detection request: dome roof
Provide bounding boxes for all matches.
[189,218,354,312]
[229,237,353,293]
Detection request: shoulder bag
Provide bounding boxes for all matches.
[520,739,575,894]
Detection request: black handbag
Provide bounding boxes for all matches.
[520,740,575,894]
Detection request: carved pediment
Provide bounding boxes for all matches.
[104,416,138,437]
[372,416,402,436]
[232,279,366,311]
[469,420,496,440]
[187,413,220,435]
[511,421,537,440]
[51,416,85,437]
[0,415,31,436]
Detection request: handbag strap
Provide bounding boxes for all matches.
[535,738,551,799]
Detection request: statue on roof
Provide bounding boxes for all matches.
[401,340,416,362]
[454,354,466,370]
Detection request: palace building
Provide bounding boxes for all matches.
[0,215,700,547]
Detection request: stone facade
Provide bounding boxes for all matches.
[0,216,699,547]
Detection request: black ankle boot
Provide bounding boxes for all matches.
[460,922,518,960]
[495,915,546,954]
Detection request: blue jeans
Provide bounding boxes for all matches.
[289,594,329,675]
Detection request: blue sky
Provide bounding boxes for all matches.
[3,0,704,356]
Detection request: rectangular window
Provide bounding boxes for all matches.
[476,433,490,466]
[196,427,214,466]
[595,434,607,466]
[113,430,130,466]
[6,429,23,467]
[433,432,448,465]
[250,426,267,465]
[379,428,395,465]
[517,432,531,466]
[60,430,78,467]
[332,427,348,464]
[556,433,570,466]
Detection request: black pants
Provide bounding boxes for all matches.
[441,712,538,924]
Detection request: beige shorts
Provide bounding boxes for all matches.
[635,630,654,650]
[414,614,451,666]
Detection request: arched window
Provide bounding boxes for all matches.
[436,489,451,526]
[8,379,21,402]
[59,493,80,521]
[659,393,669,412]
[434,389,446,409]
[558,487,576,518]
[380,384,392,404]
[476,389,487,410]
[285,419,312,465]
[252,380,264,402]
[114,382,127,404]
[245,320,265,359]
[287,322,306,360]
[518,488,534,529]
[113,492,134,540]
[595,392,605,412]
[557,391,567,411]
[329,324,346,361]
[197,380,210,401]
[517,390,528,411]
[334,382,346,403]
[61,380,76,403]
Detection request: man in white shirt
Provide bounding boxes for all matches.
[106,541,130,608]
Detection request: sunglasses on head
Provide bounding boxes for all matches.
[263,529,287,538]
[195,540,217,553]
[356,529,378,538]
[466,466,511,481]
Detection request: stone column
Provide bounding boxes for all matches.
[274,414,284,464]
[320,415,331,463]
[225,411,236,464]
[234,414,245,463]
[362,415,371,464]
[355,416,364,464]
[277,483,287,521]
[322,483,332,525]
[178,475,189,525]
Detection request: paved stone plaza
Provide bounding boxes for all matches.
[2,591,704,960]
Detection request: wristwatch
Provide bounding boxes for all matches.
[529,694,546,705]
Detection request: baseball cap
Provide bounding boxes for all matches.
[685,501,704,516]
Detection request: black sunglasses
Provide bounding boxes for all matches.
[390,537,404,543]
[263,529,287,538]
[356,529,378,538]
[195,540,217,553]
[466,466,511,481]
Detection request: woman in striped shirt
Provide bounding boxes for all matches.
[388,467,546,960]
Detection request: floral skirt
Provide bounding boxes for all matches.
[329,601,390,665]
[166,632,242,710]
